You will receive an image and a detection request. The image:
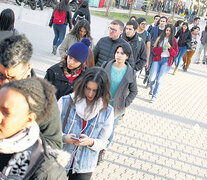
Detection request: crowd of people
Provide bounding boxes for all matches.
[0,0,207,179]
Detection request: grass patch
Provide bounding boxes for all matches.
[91,10,155,25]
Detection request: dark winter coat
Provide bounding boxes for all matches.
[175,29,192,47]
[44,62,86,101]
[72,7,91,25]
[94,36,135,68]
[102,60,137,118]
[31,69,62,150]
[49,8,72,29]
[0,137,68,180]
[122,32,147,71]
[150,26,160,46]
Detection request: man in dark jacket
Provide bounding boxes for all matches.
[144,16,167,87]
[94,19,134,68]
[122,20,147,72]
[0,35,62,150]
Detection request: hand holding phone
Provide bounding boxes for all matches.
[71,136,80,141]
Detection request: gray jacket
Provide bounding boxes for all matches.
[94,36,134,68]
[0,29,18,42]
[59,33,78,58]
[102,60,137,118]
[59,33,94,58]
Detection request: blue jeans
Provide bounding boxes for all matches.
[107,116,121,148]
[174,46,187,67]
[53,23,66,47]
[149,57,170,98]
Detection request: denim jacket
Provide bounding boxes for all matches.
[58,95,114,174]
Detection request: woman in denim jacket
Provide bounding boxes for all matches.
[58,67,114,180]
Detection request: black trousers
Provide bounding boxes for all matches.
[67,169,92,180]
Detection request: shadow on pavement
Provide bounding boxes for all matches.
[129,104,207,129]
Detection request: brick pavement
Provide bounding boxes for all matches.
[91,64,207,180]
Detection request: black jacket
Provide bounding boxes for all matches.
[175,29,192,47]
[122,32,147,71]
[94,36,134,68]
[45,62,86,101]
[31,70,62,150]
[49,8,72,29]
[72,7,90,25]
[0,137,67,180]
[102,60,137,118]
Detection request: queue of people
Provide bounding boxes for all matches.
[0,4,207,180]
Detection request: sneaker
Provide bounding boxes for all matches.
[149,97,155,103]
[52,45,57,55]
[195,61,200,64]
[97,149,106,165]
[202,61,206,64]
[149,89,153,95]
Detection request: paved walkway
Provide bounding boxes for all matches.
[1,3,207,179]
[92,64,207,180]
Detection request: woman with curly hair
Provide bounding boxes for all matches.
[0,78,68,179]
[49,0,72,55]
[58,67,114,180]
[59,19,93,57]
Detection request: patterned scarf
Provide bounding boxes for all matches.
[64,67,82,83]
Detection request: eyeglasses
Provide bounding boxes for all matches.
[108,26,118,32]
[0,67,29,81]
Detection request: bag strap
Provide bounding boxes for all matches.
[62,98,73,132]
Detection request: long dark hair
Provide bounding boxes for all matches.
[0,8,15,31]
[55,0,70,12]
[181,22,189,31]
[70,19,92,41]
[73,67,111,111]
[158,24,175,48]
[174,20,183,27]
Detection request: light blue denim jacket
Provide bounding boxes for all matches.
[59,95,114,174]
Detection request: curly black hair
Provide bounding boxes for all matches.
[0,34,33,68]
[70,19,92,41]
[1,77,56,125]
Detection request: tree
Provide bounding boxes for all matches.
[128,0,137,17]
[105,0,113,17]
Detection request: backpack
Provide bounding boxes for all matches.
[53,9,66,25]
[74,12,86,25]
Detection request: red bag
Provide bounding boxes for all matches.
[53,9,66,25]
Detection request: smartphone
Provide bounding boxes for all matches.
[71,136,80,141]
